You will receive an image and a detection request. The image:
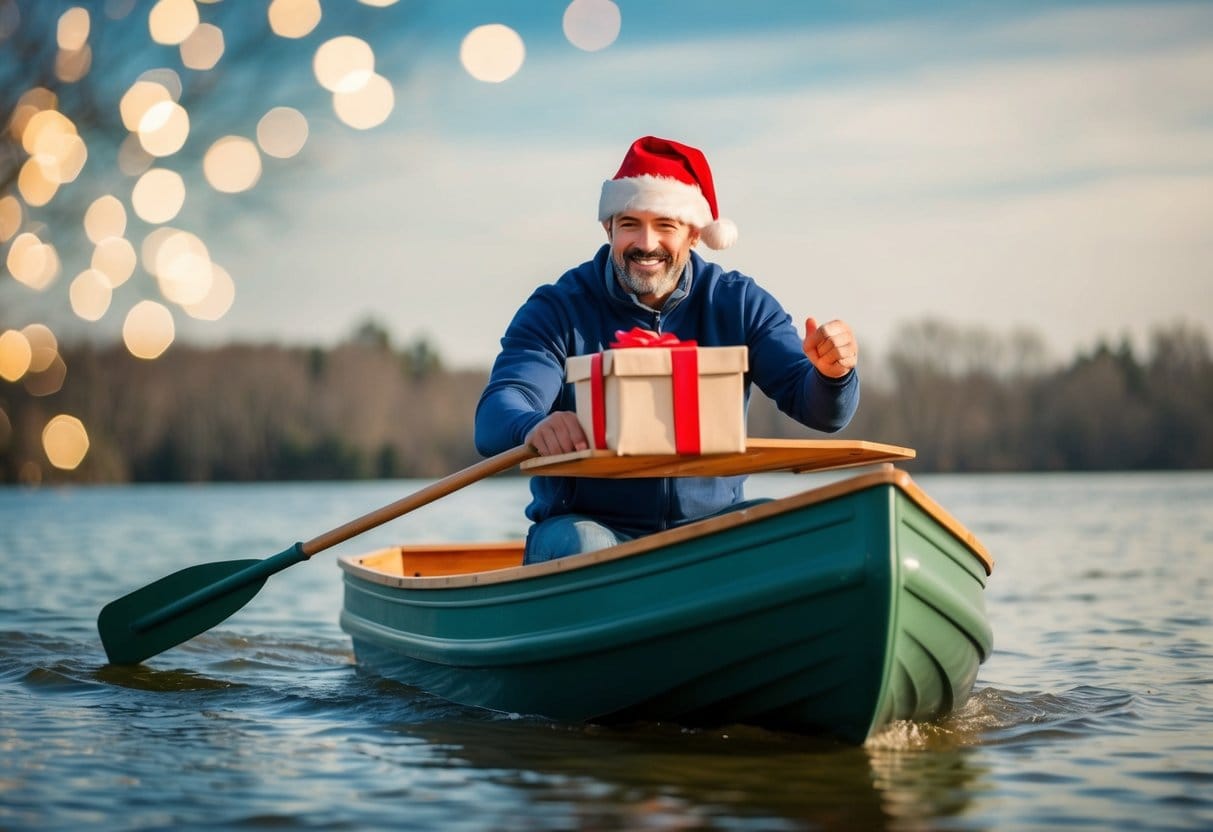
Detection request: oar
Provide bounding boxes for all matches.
[98,444,537,666]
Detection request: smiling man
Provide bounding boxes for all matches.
[475,136,860,563]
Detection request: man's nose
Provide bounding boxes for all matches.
[637,224,659,250]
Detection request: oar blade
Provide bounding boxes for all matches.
[98,559,265,666]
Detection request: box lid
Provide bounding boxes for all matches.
[566,345,747,381]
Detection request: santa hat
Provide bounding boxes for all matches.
[598,136,738,250]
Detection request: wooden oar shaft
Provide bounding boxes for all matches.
[301,444,537,557]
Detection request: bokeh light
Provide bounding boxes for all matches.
[183,262,235,321]
[148,0,199,46]
[18,157,58,207]
[92,236,137,287]
[0,195,23,242]
[22,108,73,153]
[140,68,184,102]
[118,134,155,176]
[0,0,430,481]
[6,232,60,290]
[268,0,321,39]
[120,80,171,131]
[333,73,394,130]
[137,99,190,157]
[20,324,66,398]
[42,414,90,470]
[42,133,88,184]
[84,195,127,243]
[180,22,224,70]
[132,167,186,223]
[153,230,213,305]
[563,0,621,52]
[460,24,525,83]
[0,330,33,383]
[22,324,59,373]
[123,300,176,359]
[140,226,179,273]
[55,45,92,83]
[24,354,67,396]
[21,109,87,188]
[9,88,58,142]
[69,269,113,321]
[203,136,262,193]
[256,107,309,158]
[56,6,91,51]
[314,36,374,92]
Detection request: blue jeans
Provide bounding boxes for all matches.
[523,498,774,565]
[524,514,637,564]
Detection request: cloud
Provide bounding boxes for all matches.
[208,1,1213,367]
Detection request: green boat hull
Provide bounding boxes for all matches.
[339,471,993,743]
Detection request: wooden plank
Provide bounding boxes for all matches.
[520,437,915,478]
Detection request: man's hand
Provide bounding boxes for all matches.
[525,411,590,456]
[803,317,858,379]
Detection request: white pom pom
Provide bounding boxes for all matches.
[700,217,738,250]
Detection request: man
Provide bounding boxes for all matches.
[475,136,859,563]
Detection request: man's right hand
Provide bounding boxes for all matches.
[525,412,590,456]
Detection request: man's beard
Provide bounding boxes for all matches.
[612,246,684,301]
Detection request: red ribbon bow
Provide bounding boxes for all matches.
[589,328,702,454]
[610,327,697,349]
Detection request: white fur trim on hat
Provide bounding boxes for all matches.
[598,175,714,229]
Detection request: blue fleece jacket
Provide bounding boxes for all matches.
[474,245,859,534]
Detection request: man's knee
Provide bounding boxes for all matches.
[525,515,629,564]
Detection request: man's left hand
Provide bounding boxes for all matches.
[803,317,858,379]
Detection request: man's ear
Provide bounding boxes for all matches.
[602,219,613,240]
[689,227,701,248]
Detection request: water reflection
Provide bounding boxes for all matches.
[94,661,244,693]
[392,701,990,830]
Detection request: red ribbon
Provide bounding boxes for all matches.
[589,329,701,454]
[610,327,697,349]
[590,352,607,450]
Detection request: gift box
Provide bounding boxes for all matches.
[565,328,748,455]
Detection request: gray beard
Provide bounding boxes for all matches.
[612,255,683,302]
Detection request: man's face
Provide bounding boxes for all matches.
[605,210,700,307]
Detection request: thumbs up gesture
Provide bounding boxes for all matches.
[803,317,858,379]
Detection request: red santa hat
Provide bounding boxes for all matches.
[598,136,738,250]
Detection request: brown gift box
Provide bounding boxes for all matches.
[565,342,748,456]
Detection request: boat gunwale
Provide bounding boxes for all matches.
[338,468,994,590]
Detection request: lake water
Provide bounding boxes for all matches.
[1,470,1211,830]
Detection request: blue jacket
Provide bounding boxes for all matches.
[475,245,860,534]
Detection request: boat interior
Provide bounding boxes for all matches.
[357,542,526,578]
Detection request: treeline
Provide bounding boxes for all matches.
[751,319,1213,472]
[1,324,488,484]
[2,319,1211,484]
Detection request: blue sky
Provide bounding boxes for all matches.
[30,0,1213,369]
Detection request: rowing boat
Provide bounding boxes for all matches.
[338,441,994,743]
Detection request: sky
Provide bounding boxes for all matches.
[11,0,1213,370]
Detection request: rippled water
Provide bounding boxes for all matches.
[2,471,1211,830]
